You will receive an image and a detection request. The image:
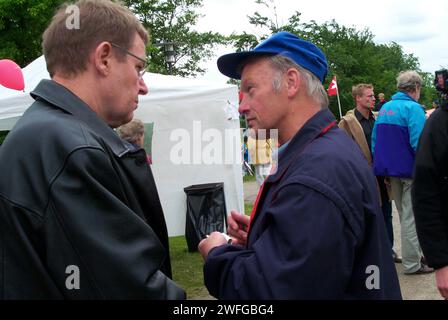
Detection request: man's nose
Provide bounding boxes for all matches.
[238,97,249,115]
[139,78,149,95]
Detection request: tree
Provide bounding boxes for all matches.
[296,20,426,116]
[420,71,438,109]
[228,0,437,118]
[228,32,259,53]
[124,0,226,77]
[0,0,65,67]
[0,0,225,77]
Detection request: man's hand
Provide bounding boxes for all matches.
[227,210,249,246]
[198,231,228,260]
[435,266,448,299]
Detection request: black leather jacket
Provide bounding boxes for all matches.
[413,107,448,270]
[0,80,185,299]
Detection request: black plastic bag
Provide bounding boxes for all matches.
[184,182,228,252]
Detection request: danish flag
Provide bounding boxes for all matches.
[327,76,338,97]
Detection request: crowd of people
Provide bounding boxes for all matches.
[0,0,447,300]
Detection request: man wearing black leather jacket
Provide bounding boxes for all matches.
[413,105,448,299]
[0,0,185,299]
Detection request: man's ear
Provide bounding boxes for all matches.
[286,68,301,98]
[93,42,113,76]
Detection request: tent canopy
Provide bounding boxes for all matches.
[0,56,243,236]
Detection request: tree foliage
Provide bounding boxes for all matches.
[297,20,431,116]
[0,0,65,67]
[124,0,226,77]
[0,0,226,77]
[229,0,437,117]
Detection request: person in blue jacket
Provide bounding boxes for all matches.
[198,31,402,299]
[372,71,433,275]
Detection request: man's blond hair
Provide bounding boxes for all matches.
[352,84,374,100]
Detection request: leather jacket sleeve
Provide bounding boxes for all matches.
[44,147,185,299]
[413,109,448,269]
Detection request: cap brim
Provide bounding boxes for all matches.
[217,51,274,80]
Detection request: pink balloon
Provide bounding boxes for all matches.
[0,59,25,91]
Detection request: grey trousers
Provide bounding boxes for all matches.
[390,177,423,273]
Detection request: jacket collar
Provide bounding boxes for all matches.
[354,108,374,121]
[267,108,336,183]
[30,79,131,157]
[391,91,417,102]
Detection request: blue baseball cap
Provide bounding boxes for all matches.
[217,31,328,83]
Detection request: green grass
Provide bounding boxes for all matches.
[243,174,256,182]
[169,236,211,299]
[244,203,254,215]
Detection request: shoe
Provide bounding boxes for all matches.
[404,264,435,275]
[392,251,402,263]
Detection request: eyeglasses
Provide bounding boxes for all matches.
[111,42,148,78]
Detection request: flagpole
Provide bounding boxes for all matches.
[336,86,343,119]
[335,76,343,119]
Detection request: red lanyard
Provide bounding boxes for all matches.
[247,120,337,233]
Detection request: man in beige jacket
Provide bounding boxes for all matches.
[339,84,399,263]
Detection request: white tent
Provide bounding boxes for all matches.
[0,56,244,236]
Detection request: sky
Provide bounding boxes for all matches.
[193,0,448,84]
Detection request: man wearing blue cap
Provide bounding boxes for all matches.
[198,32,401,299]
